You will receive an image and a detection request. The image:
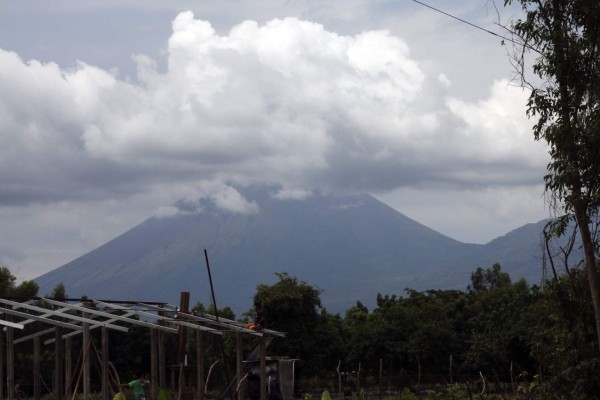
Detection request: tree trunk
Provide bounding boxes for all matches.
[573,202,600,350]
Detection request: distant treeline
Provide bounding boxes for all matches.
[1,264,599,399]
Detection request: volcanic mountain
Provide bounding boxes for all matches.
[35,188,547,314]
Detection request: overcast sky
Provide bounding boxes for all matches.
[0,0,551,283]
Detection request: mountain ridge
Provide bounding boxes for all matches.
[35,189,548,314]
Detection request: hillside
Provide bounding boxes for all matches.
[35,188,548,314]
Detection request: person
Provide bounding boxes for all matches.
[127,376,147,400]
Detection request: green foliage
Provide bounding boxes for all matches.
[0,265,39,297]
[6,263,600,397]
[468,263,511,293]
[49,282,67,300]
[0,266,17,295]
[505,0,600,364]
[253,272,329,374]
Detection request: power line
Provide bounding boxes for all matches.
[410,0,540,53]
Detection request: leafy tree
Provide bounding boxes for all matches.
[527,269,600,398]
[11,280,39,297]
[0,266,17,296]
[0,266,39,297]
[253,272,325,375]
[49,283,67,300]
[505,0,600,349]
[468,263,512,293]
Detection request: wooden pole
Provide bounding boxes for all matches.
[54,327,64,400]
[159,330,166,389]
[7,324,14,400]
[178,292,190,400]
[236,333,243,400]
[83,320,90,400]
[337,360,342,400]
[65,337,73,399]
[260,336,266,400]
[151,328,158,400]
[196,330,205,400]
[0,326,5,400]
[34,336,41,400]
[378,358,382,400]
[102,327,109,400]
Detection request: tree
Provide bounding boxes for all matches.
[0,266,17,296]
[49,283,67,300]
[253,272,325,374]
[0,266,39,297]
[505,0,600,349]
[468,263,512,293]
[12,280,39,298]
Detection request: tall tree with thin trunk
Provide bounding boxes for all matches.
[504,0,600,349]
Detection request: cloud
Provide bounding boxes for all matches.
[0,12,548,211]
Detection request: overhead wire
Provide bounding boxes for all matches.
[410,0,541,54]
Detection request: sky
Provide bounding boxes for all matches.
[0,0,552,283]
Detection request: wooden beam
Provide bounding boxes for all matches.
[0,299,127,333]
[0,320,24,329]
[1,308,82,331]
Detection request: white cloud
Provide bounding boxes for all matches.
[0,7,553,279]
[0,13,547,209]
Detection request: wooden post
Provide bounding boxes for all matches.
[178,292,190,364]
[450,354,453,384]
[159,330,166,389]
[337,360,342,400]
[65,337,73,399]
[0,326,4,400]
[34,336,41,400]
[151,328,158,400]
[378,358,382,400]
[260,336,266,400]
[83,320,90,400]
[7,324,14,400]
[54,327,64,400]
[177,292,190,400]
[236,333,243,400]
[196,330,205,400]
[102,326,109,400]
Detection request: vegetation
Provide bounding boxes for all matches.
[2,258,599,398]
[504,0,600,350]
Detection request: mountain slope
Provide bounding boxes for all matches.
[35,190,547,313]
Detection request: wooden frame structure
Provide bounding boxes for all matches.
[0,294,285,400]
